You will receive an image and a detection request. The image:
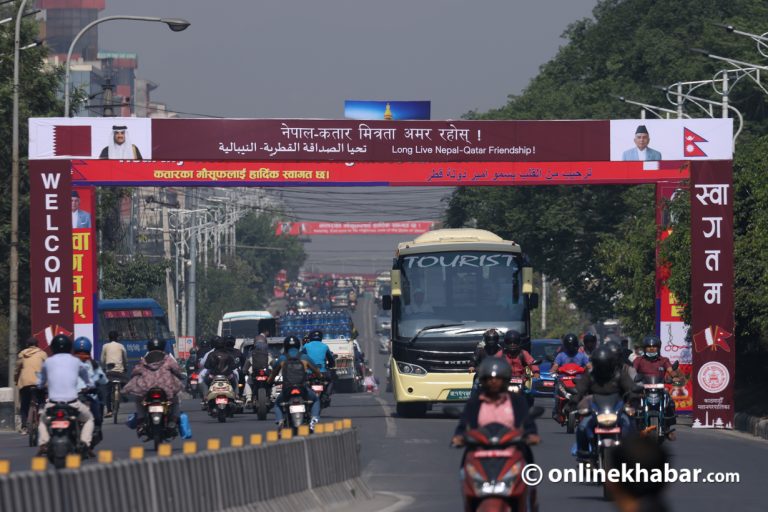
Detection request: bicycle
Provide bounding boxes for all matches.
[26,387,45,447]
[107,372,124,423]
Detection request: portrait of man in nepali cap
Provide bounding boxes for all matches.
[99,125,144,160]
[622,125,662,161]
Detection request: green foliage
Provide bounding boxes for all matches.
[450,0,768,349]
[100,254,168,302]
[530,277,590,339]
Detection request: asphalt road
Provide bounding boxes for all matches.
[1,295,766,511]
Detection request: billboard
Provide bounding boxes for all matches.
[344,100,431,120]
[274,221,436,236]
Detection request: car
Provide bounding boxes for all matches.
[529,338,562,398]
[375,311,391,335]
[291,299,312,313]
[377,335,390,354]
[330,288,353,309]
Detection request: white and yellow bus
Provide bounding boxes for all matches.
[383,229,538,417]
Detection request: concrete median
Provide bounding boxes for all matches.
[0,428,372,512]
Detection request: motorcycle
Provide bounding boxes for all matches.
[457,409,542,512]
[637,364,677,443]
[309,375,331,409]
[508,361,538,407]
[579,393,630,500]
[140,387,177,451]
[206,375,237,423]
[250,367,273,420]
[552,362,586,433]
[186,371,200,399]
[43,402,83,469]
[280,384,312,435]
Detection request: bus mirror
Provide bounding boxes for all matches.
[390,269,402,296]
[522,267,534,294]
[382,295,392,310]
[529,292,539,310]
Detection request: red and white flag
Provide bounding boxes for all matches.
[683,128,708,157]
[693,325,731,352]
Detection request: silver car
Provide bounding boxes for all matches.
[375,312,391,334]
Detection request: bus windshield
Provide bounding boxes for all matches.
[396,251,526,339]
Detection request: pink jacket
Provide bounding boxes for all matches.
[123,353,183,399]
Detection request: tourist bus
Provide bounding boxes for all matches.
[383,229,538,417]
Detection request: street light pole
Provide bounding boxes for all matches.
[63,15,190,116]
[9,0,31,386]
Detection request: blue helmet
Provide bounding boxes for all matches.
[73,336,92,353]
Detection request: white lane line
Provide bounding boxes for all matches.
[375,395,397,439]
[369,491,415,512]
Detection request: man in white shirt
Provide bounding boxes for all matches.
[100,330,128,417]
[622,125,662,161]
[37,335,95,456]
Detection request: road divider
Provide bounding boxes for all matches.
[0,424,371,512]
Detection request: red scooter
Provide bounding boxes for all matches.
[552,362,585,434]
[458,421,540,512]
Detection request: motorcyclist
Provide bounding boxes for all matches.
[604,337,636,380]
[580,332,598,357]
[633,335,677,435]
[301,330,336,403]
[243,334,271,405]
[267,336,323,431]
[73,337,107,447]
[469,329,503,373]
[550,333,590,421]
[123,338,184,433]
[14,336,47,434]
[99,330,127,418]
[451,357,540,464]
[36,334,95,457]
[200,336,238,401]
[196,336,219,408]
[570,344,637,461]
[502,330,539,378]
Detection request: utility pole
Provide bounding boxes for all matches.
[187,190,197,339]
[541,274,547,333]
[161,189,176,335]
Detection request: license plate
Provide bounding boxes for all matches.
[312,385,324,393]
[215,397,228,405]
[644,384,665,389]
[446,389,472,401]
[543,381,555,387]
[51,420,69,429]
[256,376,268,381]
[510,378,523,384]
[148,405,164,413]
[475,449,517,458]
[289,404,306,413]
[595,427,621,434]
[190,380,198,385]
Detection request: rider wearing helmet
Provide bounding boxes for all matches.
[36,335,95,457]
[502,330,539,378]
[633,335,677,433]
[569,344,637,461]
[469,329,503,373]
[451,357,540,463]
[580,332,598,357]
[301,330,336,405]
[551,333,590,373]
[73,337,108,446]
[199,336,238,402]
[123,338,184,433]
[268,336,323,430]
[223,334,245,399]
[242,334,271,406]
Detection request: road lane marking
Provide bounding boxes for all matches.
[375,395,397,438]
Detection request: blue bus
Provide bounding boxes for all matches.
[96,298,175,366]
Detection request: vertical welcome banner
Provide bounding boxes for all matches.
[690,161,735,429]
[72,186,97,350]
[29,161,73,350]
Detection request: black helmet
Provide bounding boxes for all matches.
[562,333,579,356]
[50,334,73,354]
[604,340,623,366]
[483,329,500,349]
[148,338,165,352]
[503,330,523,353]
[309,330,323,342]
[477,356,512,383]
[198,338,211,353]
[284,335,301,352]
[590,345,616,383]
[642,335,661,359]
[583,332,597,349]
[225,335,236,348]
[212,335,224,350]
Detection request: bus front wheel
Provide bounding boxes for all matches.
[396,402,427,418]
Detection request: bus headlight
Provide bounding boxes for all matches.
[396,361,427,376]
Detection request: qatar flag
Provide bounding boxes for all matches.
[693,325,731,353]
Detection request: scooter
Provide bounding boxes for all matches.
[457,408,543,512]
[140,387,177,451]
[206,375,236,423]
[43,402,83,469]
[186,371,200,399]
[552,362,585,433]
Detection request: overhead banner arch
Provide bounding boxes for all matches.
[28,116,734,428]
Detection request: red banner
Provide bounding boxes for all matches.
[72,186,97,346]
[29,161,74,350]
[71,159,690,186]
[689,161,735,429]
[274,221,436,236]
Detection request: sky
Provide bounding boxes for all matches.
[100,0,600,274]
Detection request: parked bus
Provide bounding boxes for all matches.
[383,229,538,417]
[96,298,175,366]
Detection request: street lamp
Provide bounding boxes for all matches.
[63,16,190,116]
